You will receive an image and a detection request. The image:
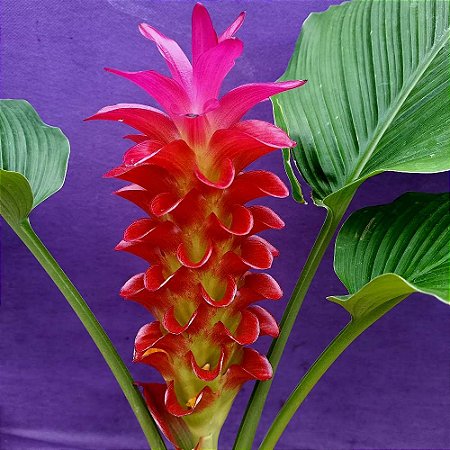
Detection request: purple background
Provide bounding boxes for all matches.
[1,1,449,449]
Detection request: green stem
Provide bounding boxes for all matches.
[259,296,406,450]
[11,219,167,450]
[233,202,348,450]
[197,432,219,450]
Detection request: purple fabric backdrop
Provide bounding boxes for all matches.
[1,1,449,449]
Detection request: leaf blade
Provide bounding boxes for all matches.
[0,99,70,223]
[330,192,450,319]
[275,0,450,210]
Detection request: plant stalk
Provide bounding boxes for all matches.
[233,201,349,450]
[259,296,406,449]
[197,432,220,450]
[11,219,167,450]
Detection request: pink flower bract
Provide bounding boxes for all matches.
[87,3,305,448]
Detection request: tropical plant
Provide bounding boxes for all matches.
[1,1,448,449]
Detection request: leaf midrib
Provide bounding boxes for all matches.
[345,27,450,185]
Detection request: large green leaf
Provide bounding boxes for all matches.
[273,0,450,212]
[0,100,70,225]
[329,192,449,320]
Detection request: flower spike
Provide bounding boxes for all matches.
[90,3,305,448]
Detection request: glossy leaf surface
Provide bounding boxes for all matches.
[273,0,450,212]
[0,100,69,224]
[330,192,450,319]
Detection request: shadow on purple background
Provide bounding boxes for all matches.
[1,1,449,449]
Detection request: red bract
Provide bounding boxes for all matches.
[87,4,305,448]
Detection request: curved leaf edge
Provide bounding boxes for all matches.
[0,169,33,225]
[320,166,450,211]
[328,273,449,322]
[19,99,70,209]
[32,153,70,209]
[271,97,306,204]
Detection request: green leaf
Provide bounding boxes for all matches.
[274,0,450,212]
[0,170,33,225]
[0,99,70,225]
[329,192,450,319]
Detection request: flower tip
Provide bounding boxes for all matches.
[220,10,246,41]
[104,67,122,76]
[139,22,158,42]
[138,22,149,34]
[192,2,213,32]
[288,79,307,88]
[103,167,121,178]
[114,241,126,252]
[83,108,105,122]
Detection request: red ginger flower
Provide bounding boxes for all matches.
[87,4,305,449]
